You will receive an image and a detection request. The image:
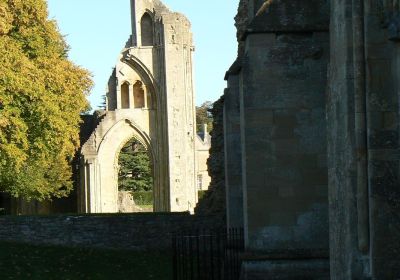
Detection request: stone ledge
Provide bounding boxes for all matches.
[241,258,330,280]
[241,249,329,261]
[241,0,330,40]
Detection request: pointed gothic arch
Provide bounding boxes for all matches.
[121,82,130,109]
[79,116,163,213]
[141,12,154,46]
[79,60,167,213]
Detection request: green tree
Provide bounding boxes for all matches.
[0,0,92,200]
[118,139,153,192]
[196,101,213,133]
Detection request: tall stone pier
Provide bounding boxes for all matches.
[224,0,331,278]
[223,0,400,278]
[328,1,400,278]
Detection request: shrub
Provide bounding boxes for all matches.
[131,191,153,206]
[198,190,207,200]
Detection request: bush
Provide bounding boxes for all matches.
[131,191,153,206]
[118,139,153,192]
[198,190,207,200]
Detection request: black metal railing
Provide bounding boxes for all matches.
[172,228,244,280]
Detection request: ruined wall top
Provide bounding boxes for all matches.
[235,0,249,56]
[242,0,330,37]
[226,0,330,79]
[130,0,191,47]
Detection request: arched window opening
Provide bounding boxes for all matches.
[134,82,145,108]
[141,13,154,46]
[121,83,130,109]
[118,138,153,212]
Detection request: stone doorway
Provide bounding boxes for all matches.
[117,138,154,213]
[79,112,162,213]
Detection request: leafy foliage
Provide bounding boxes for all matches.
[196,101,213,133]
[198,190,207,201]
[118,139,153,193]
[131,191,153,206]
[0,0,92,200]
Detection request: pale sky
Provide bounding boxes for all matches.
[46,0,238,109]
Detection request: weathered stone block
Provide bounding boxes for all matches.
[246,0,330,34]
[0,213,222,251]
[369,130,399,149]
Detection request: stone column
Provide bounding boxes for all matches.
[224,65,244,229]
[78,158,88,213]
[143,85,148,109]
[86,158,99,213]
[83,159,91,213]
[129,83,134,109]
[328,1,400,278]
[116,80,121,109]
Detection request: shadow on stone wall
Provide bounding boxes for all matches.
[195,96,226,219]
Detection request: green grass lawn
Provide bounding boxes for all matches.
[0,242,172,280]
[139,205,153,212]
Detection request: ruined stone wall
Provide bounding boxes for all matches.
[240,0,329,251]
[222,0,249,231]
[327,3,360,278]
[0,213,221,251]
[241,30,329,253]
[235,0,249,57]
[161,11,197,212]
[328,1,400,278]
[224,0,400,278]
[224,0,331,278]
[195,97,226,218]
[224,75,244,229]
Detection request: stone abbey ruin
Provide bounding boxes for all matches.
[220,0,400,278]
[78,0,204,213]
[1,0,211,215]
[0,0,400,279]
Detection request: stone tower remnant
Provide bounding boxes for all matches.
[79,0,198,213]
[224,0,331,277]
[222,0,400,278]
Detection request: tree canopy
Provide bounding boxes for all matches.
[0,0,92,200]
[196,101,213,133]
[118,139,153,193]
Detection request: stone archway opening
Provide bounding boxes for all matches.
[117,137,154,213]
